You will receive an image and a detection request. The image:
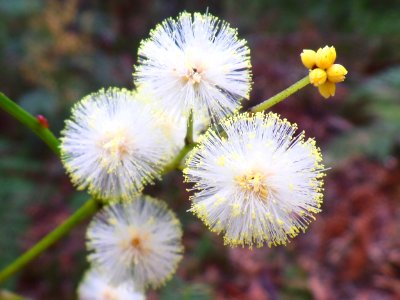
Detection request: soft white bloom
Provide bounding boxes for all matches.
[184,112,325,248]
[86,196,183,289]
[60,88,169,201]
[155,112,204,157]
[134,12,252,123]
[78,268,145,300]
[136,89,209,156]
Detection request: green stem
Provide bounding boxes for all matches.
[185,110,194,145]
[251,75,310,112]
[162,143,197,173]
[0,198,100,284]
[0,92,60,156]
[163,111,197,173]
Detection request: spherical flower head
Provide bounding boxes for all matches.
[315,46,336,69]
[327,64,348,83]
[184,112,325,248]
[86,196,183,290]
[300,49,316,69]
[60,88,170,201]
[309,68,327,86]
[134,12,252,123]
[78,268,145,300]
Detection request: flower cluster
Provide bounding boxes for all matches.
[54,10,343,299]
[301,46,348,98]
[61,88,171,201]
[86,196,183,290]
[78,269,145,300]
[184,112,325,247]
[134,12,252,124]
[58,11,256,298]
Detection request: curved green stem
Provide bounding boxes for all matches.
[251,75,310,112]
[164,113,196,173]
[0,92,60,156]
[0,198,100,283]
[162,143,197,174]
[185,110,194,145]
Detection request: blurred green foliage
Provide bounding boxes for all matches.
[327,67,400,162]
[225,0,400,35]
[160,277,213,300]
[0,138,38,288]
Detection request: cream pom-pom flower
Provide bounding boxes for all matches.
[137,89,209,156]
[60,88,170,201]
[86,196,183,289]
[134,12,252,122]
[78,268,145,300]
[184,112,325,248]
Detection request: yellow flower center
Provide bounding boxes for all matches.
[235,170,268,199]
[183,48,205,85]
[129,232,151,264]
[102,288,118,300]
[184,66,203,84]
[100,129,131,160]
[131,235,144,251]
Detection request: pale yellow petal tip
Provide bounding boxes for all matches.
[301,45,347,99]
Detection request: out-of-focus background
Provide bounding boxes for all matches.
[0,0,399,299]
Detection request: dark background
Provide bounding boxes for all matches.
[0,0,400,299]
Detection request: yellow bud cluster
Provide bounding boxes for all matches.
[300,45,348,99]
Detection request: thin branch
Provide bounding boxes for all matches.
[0,92,60,156]
[251,75,310,112]
[0,198,100,283]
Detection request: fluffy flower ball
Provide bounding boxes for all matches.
[184,112,325,247]
[60,88,169,201]
[86,196,183,289]
[134,12,252,123]
[78,268,145,300]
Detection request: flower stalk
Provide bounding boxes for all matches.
[163,112,196,173]
[251,75,310,112]
[0,93,60,156]
[0,198,100,283]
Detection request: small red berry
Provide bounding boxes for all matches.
[37,114,49,128]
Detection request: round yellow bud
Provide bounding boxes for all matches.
[315,46,336,69]
[327,64,348,83]
[318,81,336,99]
[309,68,327,87]
[300,49,316,69]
